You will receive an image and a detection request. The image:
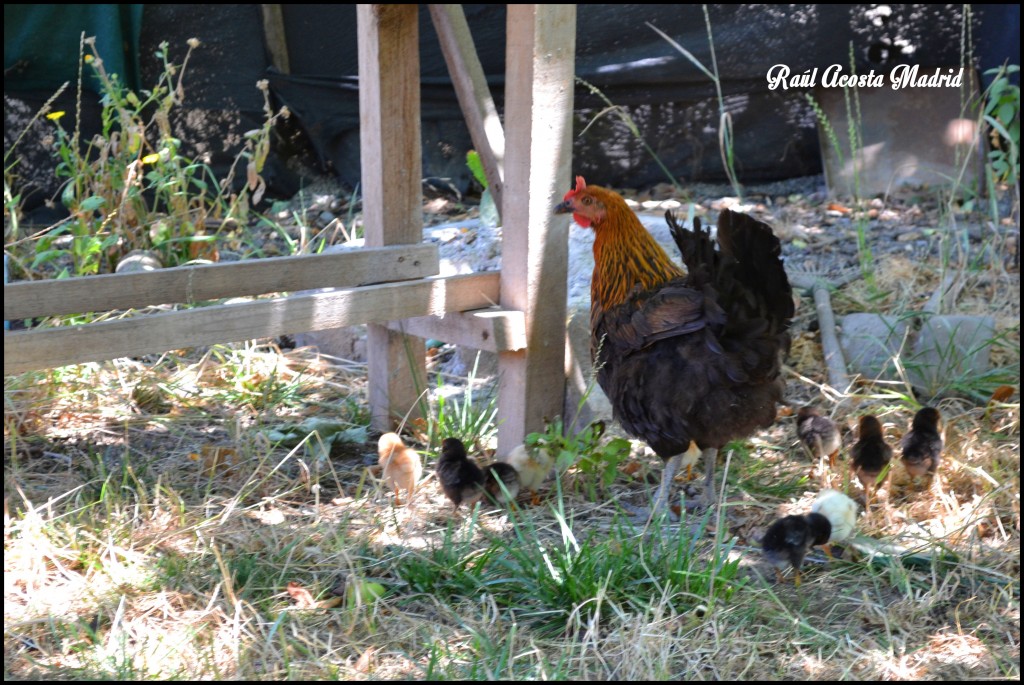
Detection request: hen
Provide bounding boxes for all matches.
[761,513,832,587]
[483,462,521,506]
[555,176,794,517]
[796,405,842,486]
[436,437,485,514]
[851,414,893,511]
[499,442,553,505]
[900,406,943,482]
[377,432,423,506]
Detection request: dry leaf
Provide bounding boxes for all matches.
[621,461,643,476]
[286,581,318,609]
[354,646,377,673]
[827,202,851,214]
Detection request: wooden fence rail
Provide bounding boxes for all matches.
[2,245,507,375]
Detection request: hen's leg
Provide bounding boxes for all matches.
[651,452,683,516]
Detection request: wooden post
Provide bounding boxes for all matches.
[497,5,576,455]
[358,4,427,431]
[260,4,290,74]
[427,4,505,214]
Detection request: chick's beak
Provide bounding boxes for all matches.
[554,199,574,214]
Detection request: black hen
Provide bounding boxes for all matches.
[436,437,485,513]
[556,176,793,517]
[761,513,832,587]
[901,406,944,480]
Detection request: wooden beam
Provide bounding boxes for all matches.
[357,4,427,431]
[260,4,291,74]
[428,4,505,213]
[4,244,439,320]
[4,272,499,375]
[385,309,527,353]
[496,5,576,455]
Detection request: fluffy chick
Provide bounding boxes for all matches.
[483,462,521,506]
[436,437,485,513]
[499,441,554,505]
[796,405,842,485]
[761,512,832,587]
[810,488,858,557]
[851,415,893,510]
[901,406,944,481]
[377,432,422,506]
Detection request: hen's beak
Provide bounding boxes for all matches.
[554,199,573,214]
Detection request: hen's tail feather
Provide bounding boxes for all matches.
[666,208,794,332]
[716,209,795,325]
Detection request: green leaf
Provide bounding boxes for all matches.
[466,150,488,189]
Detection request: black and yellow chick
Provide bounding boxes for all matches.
[436,437,485,513]
[901,406,943,482]
[483,462,521,506]
[796,405,842,485]
[761,512,832,587]
[851,414,893,511]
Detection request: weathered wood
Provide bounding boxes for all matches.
[428,4,505,214]
[260,4,290,74]
[496,5,576,455]
[4,273,499,375]
[358,4,427,430]
[812,281,851,394]
[4,245,439,320]
[385,309,527,353]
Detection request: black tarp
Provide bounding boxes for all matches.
[5,4,1020,215]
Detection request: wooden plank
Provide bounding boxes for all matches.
[4,244,439,320]
[428,4,505,213]
[260,4,291,74]
[496,5,575,456]
[4,273,499,375]
[357,4,427,430]
[385,309,527,353]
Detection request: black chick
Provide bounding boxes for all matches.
[796,405,842,485]
[761,512,832,587]
[851,415,893,510]
[483,462,521,506]
[901,407,943,481]
[436,437,485,513]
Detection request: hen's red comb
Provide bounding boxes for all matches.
[563,175,587,202]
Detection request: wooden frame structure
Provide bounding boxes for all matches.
[3,4,576,454]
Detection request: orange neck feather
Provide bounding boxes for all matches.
[588,189,683,310]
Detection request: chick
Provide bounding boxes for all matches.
[796,406,842,485]
[901,406,943,484]
[761,512,832,587]
[483,462,521,506]
[810,488,858,557]
[499,441,554,505]
[436,437,485,513]
[377,432,422,506]
[851,414,893,511]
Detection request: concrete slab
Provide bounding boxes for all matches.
[907,314,996,398]
[839,312,911,380]
[815,73,982,197]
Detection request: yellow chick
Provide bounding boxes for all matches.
[810,488,858,557]
[377,432,422,506]
[499,441,554,505]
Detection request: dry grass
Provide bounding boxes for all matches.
[4,220,1021,682]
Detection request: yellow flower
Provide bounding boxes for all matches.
[84,54,94,64]
[46,111,66,121]
[141,153,161,165]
